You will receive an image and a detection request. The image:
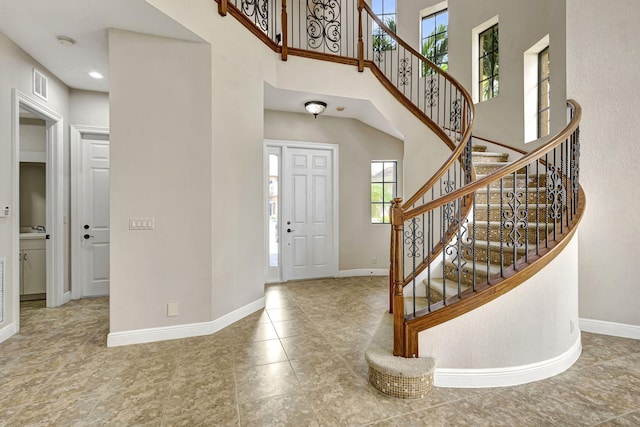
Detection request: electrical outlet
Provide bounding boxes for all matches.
[167,302,179,317]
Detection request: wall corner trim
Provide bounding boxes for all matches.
[433,334,581,388]
[579,318,640,340]
[338,269,389,277]
[106,297,265,347]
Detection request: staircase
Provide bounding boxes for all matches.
[418,145,557,304]
[213,0,584,398]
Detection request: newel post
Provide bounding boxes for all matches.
[391,198,406,357]
[357,0,365,72]
[281,0,288,61]
[218,0,228,16]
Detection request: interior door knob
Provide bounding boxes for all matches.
[83,234,92,240]
[287,228,295,233]
[84,224,90,230]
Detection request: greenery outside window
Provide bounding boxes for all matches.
[479,23,499,101]
[371,161,397,224]
[538,47,550,138]
[421,9,448,75]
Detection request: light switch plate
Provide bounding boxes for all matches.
[129,217,154,230]
[167,302,179,317]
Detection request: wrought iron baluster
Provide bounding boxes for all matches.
[499,177,505,278]
[486,184,491,285]
[535,160,540,255]
[525,164,530,264]
[472,191,477,292]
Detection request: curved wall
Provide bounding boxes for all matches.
[420,234,580,387]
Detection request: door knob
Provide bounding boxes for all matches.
[83,234,93,240]
[287,228,295,233]
[84,224,90,230]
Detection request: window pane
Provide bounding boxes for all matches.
[435,11,448,29]
[372,0,382,14]
[371,162,383,182]
[383,0,395,14]
[371,204,384,223]
[383,162,396,182]
[540,109,550,137]
[493,78,499,97]
[383,203,391,223]
[383,183,394,202]
[480,79,491,102]
[371,183,383,202]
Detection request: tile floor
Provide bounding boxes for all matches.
[0,276,639,426]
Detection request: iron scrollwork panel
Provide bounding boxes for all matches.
[241,0,269,33]
[502,190,528,248]
[399,57,411,87]
[546,165,566,219]
[307,0,342,53]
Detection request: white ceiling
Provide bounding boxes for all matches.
[0,0,203,92]
[1,1,403,139]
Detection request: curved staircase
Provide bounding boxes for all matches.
[213,0,584,398]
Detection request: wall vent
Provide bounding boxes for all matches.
[32,68,48,101]
[0,257,5,323]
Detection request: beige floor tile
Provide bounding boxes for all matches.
[233,338,289,369]
[235,360,300,402]
[238,392,318,427]
[280,334,334,360]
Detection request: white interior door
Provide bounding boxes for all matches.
[283,147,335,280]
[79,133,110,297]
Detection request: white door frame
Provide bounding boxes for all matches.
[11,89,65,322]
[264,139,339,282]
[70,125,110,300]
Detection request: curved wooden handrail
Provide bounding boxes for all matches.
[405,101,581,220]
[361,2,475,209]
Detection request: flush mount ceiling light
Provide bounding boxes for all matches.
[305,101,327,118]
[89,71,104,79]
[56,35,76,47]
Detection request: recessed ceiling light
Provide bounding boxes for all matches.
[89,71,104,79]
[57,35,76,47]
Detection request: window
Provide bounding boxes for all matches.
[372,0,396,55]
[538,47,550,138]
[372,0,396,31]
[371,161,397,224]
[421,9,448,73]
[479,23,499,101]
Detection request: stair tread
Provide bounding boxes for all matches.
[476,187,547,193]
[474,161,511,166]
[423,278,471,295]
[481,220,556,228]
[472,152,509,157]
[471,239,537,251]
[476,173,547,179]
[443,260,502,274]
[475,203,552,208]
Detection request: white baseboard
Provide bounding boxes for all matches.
[434,334,581,388]
[0,321,18,345]
[107,297,265,347]
[579,318,640,340]
[339,269,388,277]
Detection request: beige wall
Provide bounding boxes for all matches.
[0,33,70,330]
[69,89,109,128]
[567,0,640,327]
[108,30,213,331]
[264,110,403,271]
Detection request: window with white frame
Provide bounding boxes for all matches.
[371,161,397,224]
[421,8,448,73]
[538,47,550,138]
[523,35,549,143]
[479,23,499,101]
[372,0,396,31]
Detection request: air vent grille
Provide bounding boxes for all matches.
[33,68,48,101]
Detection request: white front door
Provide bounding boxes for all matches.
[79,133,110,297]
[283,147,335,280]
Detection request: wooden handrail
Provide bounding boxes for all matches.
[404,101,582,220]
